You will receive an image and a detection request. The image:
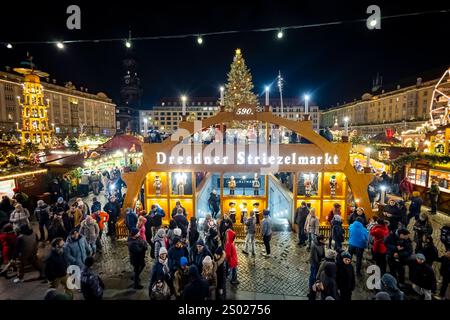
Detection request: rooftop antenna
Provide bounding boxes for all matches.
[277,71,284,117]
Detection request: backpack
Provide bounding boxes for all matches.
[80,271,104,300]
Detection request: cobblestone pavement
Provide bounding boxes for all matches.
[1,191,449,300]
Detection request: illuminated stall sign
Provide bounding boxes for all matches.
[156,151,339,166]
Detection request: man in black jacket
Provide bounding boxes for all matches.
[383,199,402,232]
[81,256,104,300]
[127,227,148,289]
[294,202,309,246]
[336,251,355,300]
[173,209,189,237]
[385,228,413,286]
[408,253,436,300]
[182,265,209,301]
[34,200,51,242]
[171,201,186,218]
[103,195,121,237]
[45,237,69,292]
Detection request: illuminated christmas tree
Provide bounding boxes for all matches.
[14,55,53,147]
[223,49,258,112]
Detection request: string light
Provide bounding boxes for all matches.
[6,43,12,49]
[125,40,132,48]
[277,29,284,39]
[3,9,449,47]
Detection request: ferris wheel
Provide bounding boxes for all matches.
[430,67,450,126]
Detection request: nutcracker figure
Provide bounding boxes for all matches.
[228,176,236,195]
[175,172,187,195]
[330,174,337,198]
[240,202,248,224]
[252,173,260,195]
[153,175,162,196]
[304,174,312,197]
[228,202,236,223]
[252,202,260,224]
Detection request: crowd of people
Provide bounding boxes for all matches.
[294,195,450,300]
[124,202,273,300]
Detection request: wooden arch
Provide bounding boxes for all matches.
[121,107,374,217]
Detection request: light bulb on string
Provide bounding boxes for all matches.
[197,35,203,45]
[277,29,284,39]
[125,40,132,48]
[6,43,13,49]
[56,42,64,49]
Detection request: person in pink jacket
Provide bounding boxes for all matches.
[399,177,414,202]
[137,216,147,242]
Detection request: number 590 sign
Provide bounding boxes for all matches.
[235,107,255,116]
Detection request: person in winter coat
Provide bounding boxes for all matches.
[125,208,138,234]
[305,208,320,251]
[51,197,70,217]
[150,204,165,233]
[397,200,408,228]
[348,217,368,276]
[413,213,433,250]
[44,237,69,292]
[348,207,368,227]
[326,203,341,249]
[168,237,190,275]
[205,226,219,255]
[152,228,167,260]
[218,215,232,244]
[91,197,102,214]
[399,176,414,202]
[416,234,439,267]
[182,265,210,301]
[380,273,405,300]
[79,216,100,255]
[261,209,272,257]
[167,220,178,247]
[214,246,227,300]
[191,239,212,274]
[202,255,217,300]
[171,201,187,218]
[128,227,148,289]
[331,214,344,252]
[294,202,309,246]
[383,199,402,232]
[316,249,337,282]
[336,251,355,300]
[149,276,171,300]
[150,246,172,291]
[75,197,90,219]
[137,215,147,242]
[408,253,436,300]
[407,191,423,225]
[64,229,92,268]
[103,195,121,237]
[174,256,190,299]
[90,211,109,252]
[242,210,256,255]
[309,234,326,294]
[0,223,16,268]
[0,196,15,217]
[208,190,220,219]
[438,249,450,299]
[68,205,83,229]
[370,218,390,274]
[48,216,68,243]
[224,228,239,285]
[318,262,338,300]
[9,204,30,231]
[441,223,450,252]
[429,179,440,214]
[13,224,44,282]
[34,200,51,242]
[188,216,200,249]
[173,209,189,238]
[385,228,413,285]
[80,256,104,300]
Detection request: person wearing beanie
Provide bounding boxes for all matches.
[331,213,344,252]
[13,224,44,283]
[261,209,272,257]
[125,207,138,234]
[380,273,404,300]
[348,216,369,277]
[375,291,391,300]
[408,253,436,300]
[127,226,148,289]
[348,207,367,227]
[173,209,189,238]
[9,203,30,232]
[370,218,389,274]
[316,249,337,284]
[44,237,69,293]
[413,213,433,251]
[79,215,100,255]
[152,227,167,259]
[336,251,355,300]
[182,265,210,301]
[168,236,189,275]
[385,228,413,286]
[64,228,92,269]
[44,288,73,300]
[190,238,212,274]
[91,197,102,215]
[294,202,309,246]
[214,246,227,299]
[174,256,190,299]
[308,234,325,300]
[80,256,104,300]
[205,224,220,255]
[383,198,402,232]
[437,249,450,300]
[305,208,320,251]
[34,199,51,242]
[202,255,217,300]
[150,245,172,293]
[137,215,147,242]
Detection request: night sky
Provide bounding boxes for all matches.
[0,0,448,109]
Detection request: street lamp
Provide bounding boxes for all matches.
[304,94,310,114]
[220,86,224,106]
[343,117,350,136]
[143,118,148,137]
[364,147,372,168]
[181,95,187,116]
[380,185,386,204]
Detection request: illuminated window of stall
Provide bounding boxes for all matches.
[407,168,427,187]
[429,170,450,193]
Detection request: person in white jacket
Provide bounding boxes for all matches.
[9,204,30,231]
[304,208,320,251]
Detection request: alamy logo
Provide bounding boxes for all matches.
[66,265,81,290]
[66,5,81,30]
[366,5,381,30]
[366,264,381,290]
